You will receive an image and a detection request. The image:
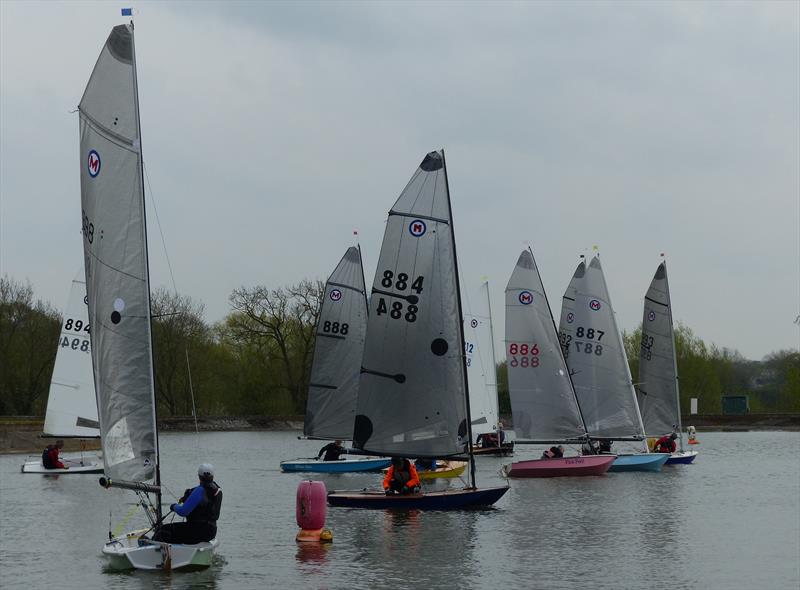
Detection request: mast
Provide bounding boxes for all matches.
[483,280,500,433]
[441,149,477,489]
[130,20,162,520]
[664,260,683,451]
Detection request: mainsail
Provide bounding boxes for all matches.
[637,261,681,441]
[79,24,158,483]
[353,150,469,458]
[464,281,499,438]
[42,268,99,438]
[304,246,369,440]
[506,250,586,441]
[558,256,644,440]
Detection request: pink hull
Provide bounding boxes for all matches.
[506,455,616,478]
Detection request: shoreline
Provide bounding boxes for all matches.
[2,414,797,454]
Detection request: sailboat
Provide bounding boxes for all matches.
[465,281,513,457]
[502,250,615,477]
[637,260,698,465]
[327,150,509,509]
[80,22,217,569]
[280,246,390,473]
[558,255,668,472]
[21,269,103,474]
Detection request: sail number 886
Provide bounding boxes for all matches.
[508,342,540,368]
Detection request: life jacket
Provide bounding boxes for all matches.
[187,481,223,525]
[655,436,676,453]
[42,446,55,468]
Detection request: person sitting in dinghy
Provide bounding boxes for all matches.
[653,433,678,454]
[318,440,347,462]
[42,440,67,469]
[153,464,222,545]
[541,445,565,459]
[383,457,421,495]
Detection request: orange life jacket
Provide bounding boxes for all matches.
[383,461,420,490]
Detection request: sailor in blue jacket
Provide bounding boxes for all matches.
[153,464,222,545]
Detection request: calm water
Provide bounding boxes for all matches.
[1,431,798,590]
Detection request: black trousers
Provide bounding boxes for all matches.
[153,521,216,544]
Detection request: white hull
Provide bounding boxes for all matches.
[21,455,103,474]
[103,530,218,571]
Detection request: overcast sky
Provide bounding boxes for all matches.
[1,1,798,361]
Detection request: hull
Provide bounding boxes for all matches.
[505,455,615,478]
[665,450,698,465]
[418,460,467,480]
[21,456,103,474]
[280,456,391,473]
[102,530,218,571]
[607,453,669,472]
[327,486,509,510]
[471,442,514,457]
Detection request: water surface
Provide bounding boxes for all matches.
[1,431,797,589]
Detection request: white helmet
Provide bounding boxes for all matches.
[198,463,214,480]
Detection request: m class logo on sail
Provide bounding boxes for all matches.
[87,150,101,178]
[408,220,426,237]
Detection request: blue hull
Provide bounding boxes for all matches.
[608,453,669,472]
[280,458,391,473]
[665,451,698,465]
[327,486,509,510]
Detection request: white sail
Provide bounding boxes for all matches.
[506,250,586,441]
[42,269,99,438]
[304,246,369,440]
[637,261,682,441]
[79,24,157,482]
[353,150,468,457]
[464,281,499,438]
[558,256,644,440]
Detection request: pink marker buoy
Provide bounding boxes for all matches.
[296,480,333,543]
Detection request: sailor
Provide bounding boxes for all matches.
[153,464,222,545]
[317,440,346,462]
[541,445,564,459]
[383,457,420,495]
[653,432,678,453]
[42,439,67,469]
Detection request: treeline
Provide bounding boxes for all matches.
[1,275,798,417]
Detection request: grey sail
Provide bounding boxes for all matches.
[506,250,587,441]
[464,281,499,437]
[79,24,157,482]
[304,246,368,440]
[637,261,681,440]
[353,151,468,457]
[559,256,644,439]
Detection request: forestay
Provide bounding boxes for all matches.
[464,282,499,438]
[304,246,368,440]
[558,256,644,439]
[506,250,586,441]
[79,24,157,482]
[354,151,468,458]
[637,261,681,440]
[43,268,99,438]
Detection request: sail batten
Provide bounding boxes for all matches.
[303,246,369,440]
[353,151,468,458]
[79,23,157,483]
[558,256,645,439]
